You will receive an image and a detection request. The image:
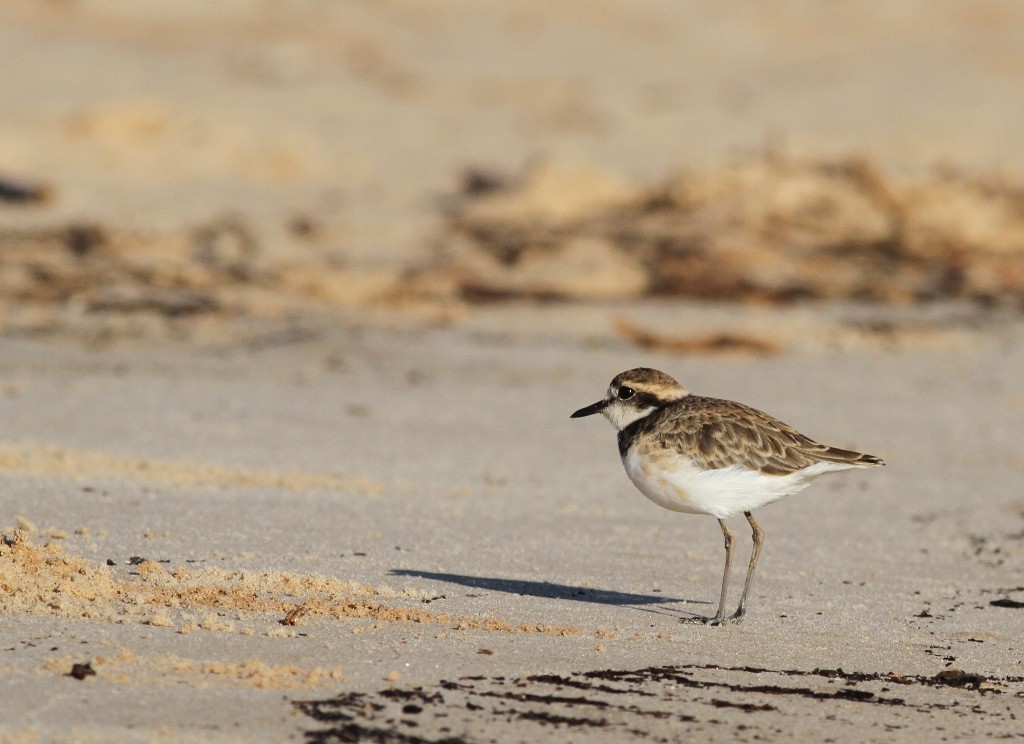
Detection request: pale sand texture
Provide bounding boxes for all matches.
[6,1,1024,268]
[0,316,1022,741]
[2,2,1024,742]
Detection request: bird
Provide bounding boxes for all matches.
[571,367,884,624]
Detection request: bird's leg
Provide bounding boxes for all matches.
[707,518,733,625]
[729,511,764,622]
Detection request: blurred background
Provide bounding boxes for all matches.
[3,0,1024,343]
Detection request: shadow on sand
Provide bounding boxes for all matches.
[389,569,708,616]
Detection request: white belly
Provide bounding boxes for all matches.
[621,448,851,519]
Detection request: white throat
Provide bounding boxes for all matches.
[602,401,656,431]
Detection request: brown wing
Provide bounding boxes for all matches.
[652,397,881,475]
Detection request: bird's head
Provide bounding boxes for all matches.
[571,367,689,431]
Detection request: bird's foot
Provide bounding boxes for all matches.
[679,609,745,622]
[678,615,711,625]
[706,614,738,626]
[680,614,742,626]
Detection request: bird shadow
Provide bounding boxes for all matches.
[389,569,709,619]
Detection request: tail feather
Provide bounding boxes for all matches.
[820,446,885,467]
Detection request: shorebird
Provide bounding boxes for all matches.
[571,367,884,624]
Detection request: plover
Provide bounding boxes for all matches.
[571,367,883,624]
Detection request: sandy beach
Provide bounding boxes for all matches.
[2,2,1024,742]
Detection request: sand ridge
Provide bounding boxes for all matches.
[41,650,345,691]
[0,531,581,637]
[0,442,384,494]
[4,157,1024,344]
[422,157,1024,306]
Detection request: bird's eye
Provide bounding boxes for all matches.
[617,386,635,400]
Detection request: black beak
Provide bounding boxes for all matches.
[571,399,608,419]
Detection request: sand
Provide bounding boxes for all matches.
[1,320,1023,741]
[2,2,1024,742]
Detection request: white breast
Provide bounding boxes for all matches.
[621,447,853,519]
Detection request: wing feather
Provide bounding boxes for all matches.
[638,397,881,475]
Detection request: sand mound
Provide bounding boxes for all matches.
[418,156,1024,306]
[5,155,1023,342]
[0,531,580,637]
